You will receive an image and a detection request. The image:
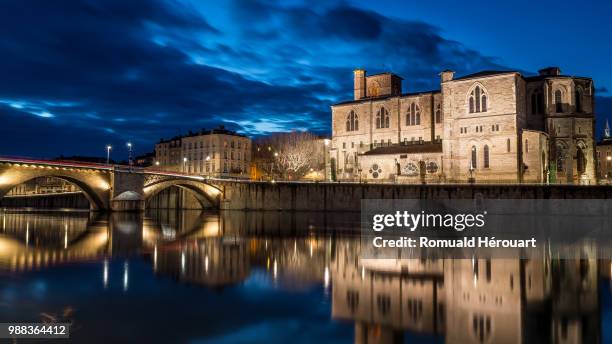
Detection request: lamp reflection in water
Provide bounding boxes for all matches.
[64,223,68,249]
[103,259,109,289]
[25,222,29,247]
[324,266,330,290]
[123,261,128,292]
[153,245,158,272]
[181,250,186,275]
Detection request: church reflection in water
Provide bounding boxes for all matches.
[0,209,604,343]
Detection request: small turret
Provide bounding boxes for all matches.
[439,70,455,83]
[538,67,561,76]
[353,69,366,100]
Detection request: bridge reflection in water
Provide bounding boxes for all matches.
[0,210,604,343]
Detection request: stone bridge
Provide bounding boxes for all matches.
[0,157,225,211]
[1,157,611,212]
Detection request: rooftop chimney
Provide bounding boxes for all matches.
[538,67,561,76]
[439,70,455,83]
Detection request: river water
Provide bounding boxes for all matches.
[0,209,610,343]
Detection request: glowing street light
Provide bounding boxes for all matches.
[183,157,188,173]
[106,145,112,164]
[126,142,133,169]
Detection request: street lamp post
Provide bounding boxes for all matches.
[106,145,112,164]
[273,152,279,180]
[183,157,188,173]
[205,155,211,178]
[126,142,133,170]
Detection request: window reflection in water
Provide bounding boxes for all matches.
[0,209,605,343]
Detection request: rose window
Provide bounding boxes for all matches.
[369,164,382,178]
[403,163,419,176]
[426,161,439,174]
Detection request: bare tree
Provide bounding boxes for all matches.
[254,131,323,180]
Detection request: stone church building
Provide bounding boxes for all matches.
[330,67,596,184]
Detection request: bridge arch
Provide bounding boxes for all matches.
[143,178,222,209]
[0,164,111,210]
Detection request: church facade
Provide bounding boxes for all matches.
[330,67,596,184]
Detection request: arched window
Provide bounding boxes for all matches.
[507,139,511,153]
[575,89,583,112]
[469,85,488,113]
[483,145,490,168]
[576,142,587,174]
[376,107,389,129]
[556,146,565,172]
[471,146,477,169]
[555,90,563,113]
[577,148,586,173]
[525,139,529,153]
[530,90,544,115]
[407,103,421,126]
[435,103,442,123]
[346,111,358,131]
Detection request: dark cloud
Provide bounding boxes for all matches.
[319,7,383,40]
[0,0,516,158]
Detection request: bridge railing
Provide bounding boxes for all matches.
[0,156,115,170]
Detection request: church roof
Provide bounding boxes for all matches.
[366,72,404,80]
[361,142,443,156]
[332,90,440,106]
[523,74,591,81]
[452,70,592,82]
[453,70,518,81]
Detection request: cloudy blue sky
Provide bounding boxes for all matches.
[1,0,611,158]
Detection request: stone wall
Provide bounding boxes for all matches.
[442,74,521,182]
[331,92,442,176]
[218,181,612,211]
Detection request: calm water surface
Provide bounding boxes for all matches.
[0,210,609,343]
